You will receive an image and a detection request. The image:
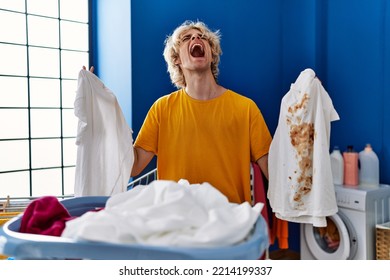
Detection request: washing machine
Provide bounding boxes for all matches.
[300,184,390,260]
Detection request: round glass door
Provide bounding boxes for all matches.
[303,213,356,260]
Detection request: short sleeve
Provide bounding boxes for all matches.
[249,101,272,162]
[133,99,162,155]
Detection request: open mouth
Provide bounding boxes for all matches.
[190,43,205,58]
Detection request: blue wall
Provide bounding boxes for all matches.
[131,0,283,137]
[324,0,390,182]
[94,0,390,253]
[129,0,390,184]
[93,0,132,125]
[385,0,390,185]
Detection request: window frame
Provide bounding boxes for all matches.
[0,0,94,199]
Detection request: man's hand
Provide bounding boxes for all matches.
[82,66,94,72]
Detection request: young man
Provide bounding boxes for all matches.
[131,20,272,204]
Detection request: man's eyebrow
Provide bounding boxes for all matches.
[181,34,191,40]
[181,32,204,40]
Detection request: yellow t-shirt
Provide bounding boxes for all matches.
[134,89,272,203]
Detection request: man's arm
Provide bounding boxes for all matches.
[131,146,155,177]
[256,153,269,180]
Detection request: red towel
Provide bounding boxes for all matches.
[251,162,269,226]
[19,196,74,237]
[251,162,289,249]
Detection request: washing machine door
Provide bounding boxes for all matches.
[303,212,358,260]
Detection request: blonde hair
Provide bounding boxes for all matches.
[163,20,222,88]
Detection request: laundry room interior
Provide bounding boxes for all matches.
[1,0,390,261]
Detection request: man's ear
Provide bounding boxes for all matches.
[174,56,181,65]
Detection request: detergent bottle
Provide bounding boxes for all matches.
[330,146,344,185]
[343,145,359,186]
[359,144,380,187]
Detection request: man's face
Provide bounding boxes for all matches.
[176,28,212,73]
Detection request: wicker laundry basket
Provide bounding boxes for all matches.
[376,222,390,260]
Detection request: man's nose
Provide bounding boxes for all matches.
[191,35,200,40]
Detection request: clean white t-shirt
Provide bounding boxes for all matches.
[267,68,339,227]
[74,69,134,196]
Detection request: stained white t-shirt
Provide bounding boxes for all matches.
[74,69,134,196]
[267,68,339,227]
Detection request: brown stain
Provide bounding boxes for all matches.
[286,93,314,209]
[288,94,310,116]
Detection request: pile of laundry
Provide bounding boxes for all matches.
[20,180,263,248]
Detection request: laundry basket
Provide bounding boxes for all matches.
[127,168,158,189]
[0,212,22,259]
[0,196,269,260]
[376,222,390,260]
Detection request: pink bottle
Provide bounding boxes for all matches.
[343,145,359,186]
